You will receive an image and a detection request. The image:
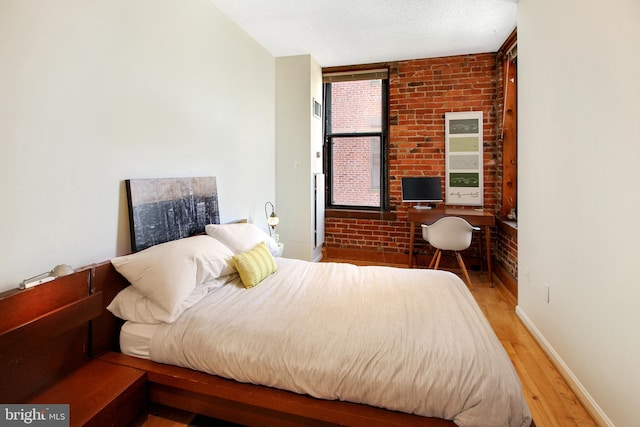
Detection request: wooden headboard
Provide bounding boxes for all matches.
[0,176,223,402]
[125,176,220,252]
[0,262,128,403]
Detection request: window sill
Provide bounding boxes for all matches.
[325,209,397,221]
[497,219,518,238]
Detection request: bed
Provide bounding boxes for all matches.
[102,177,531,427]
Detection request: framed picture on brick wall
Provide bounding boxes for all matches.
[445,111,483,206]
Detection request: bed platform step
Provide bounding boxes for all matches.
[28,359,147,427]
[99,352,454,427]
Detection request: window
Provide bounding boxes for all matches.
[323,69,388,210]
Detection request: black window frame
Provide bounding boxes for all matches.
[323,75,389,211]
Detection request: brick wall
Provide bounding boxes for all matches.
[330,135,380,206]
[493,54,519,281]
[330,80,382,132]
[497,222,518,279]
[329,80,382,207]
[325,53,509,268]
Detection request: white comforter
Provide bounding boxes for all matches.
[150,258,532,427]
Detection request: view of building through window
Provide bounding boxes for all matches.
[325,78,386,208]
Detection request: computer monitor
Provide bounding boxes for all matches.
[401,177,443,209]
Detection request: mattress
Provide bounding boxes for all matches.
[120,321,156,359]
[136,258,531,427]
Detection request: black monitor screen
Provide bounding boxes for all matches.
[401,177,443,203]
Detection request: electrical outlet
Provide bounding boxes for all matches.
[544,282,550,303]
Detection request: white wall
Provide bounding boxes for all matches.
[275,55,323,261]
[0,0,275,292]
[518,0,640,425]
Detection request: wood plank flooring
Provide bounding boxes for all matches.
[141,260,597,427]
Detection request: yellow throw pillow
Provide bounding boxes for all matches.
[232,242,277,288]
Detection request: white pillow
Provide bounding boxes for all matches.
[110,235,235,322]
[107,279,225,324]
[205,223,279,256]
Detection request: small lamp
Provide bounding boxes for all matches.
[20,264,75,289]
[264,201,280,240]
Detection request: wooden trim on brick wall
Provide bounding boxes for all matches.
[325,246,408,266]
[325,209,397,221]
[494,262,518,300]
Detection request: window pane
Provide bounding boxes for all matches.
[331,136,381,207]
[330,80,382,134]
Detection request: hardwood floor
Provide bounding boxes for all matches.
[141,260,597,427]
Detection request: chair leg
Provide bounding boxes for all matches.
[455,252,475,290]
[428,249,440,269]
[433,250,442,270]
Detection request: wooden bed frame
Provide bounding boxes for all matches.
[0,260,455,426]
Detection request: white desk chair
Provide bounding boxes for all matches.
[421,217,480,290]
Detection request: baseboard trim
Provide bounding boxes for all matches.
[494,262,517,300]
[515,306,613,427]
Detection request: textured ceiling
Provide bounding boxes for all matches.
[209,0,518,67]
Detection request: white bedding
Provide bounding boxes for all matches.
[144,258,531,427]
[120,321,156,359]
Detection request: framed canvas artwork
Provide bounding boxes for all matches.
[125,177,220,252]
[445,112,483,206]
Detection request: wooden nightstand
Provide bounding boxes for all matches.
[28,359,147,427]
